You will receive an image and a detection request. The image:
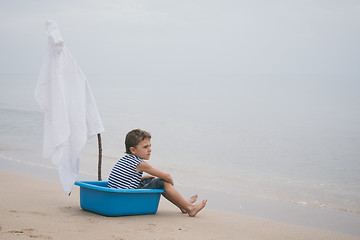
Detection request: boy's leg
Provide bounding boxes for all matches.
[162,192,198,214]
[138,178,164,189]
[180,194,198,213]
[162,182,207,217]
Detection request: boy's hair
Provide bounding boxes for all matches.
[125,129,151,154]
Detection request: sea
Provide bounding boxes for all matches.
[1,73,360,233]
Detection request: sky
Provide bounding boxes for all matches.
[0,0,359,77]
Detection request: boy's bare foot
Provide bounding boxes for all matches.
[188,194,198,204]
[187,199,207,217]
[181,194,198,213]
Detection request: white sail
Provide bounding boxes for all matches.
[35,20,104,194]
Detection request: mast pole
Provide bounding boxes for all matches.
[97,133,103,181]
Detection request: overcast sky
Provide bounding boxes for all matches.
[0,0,359,77]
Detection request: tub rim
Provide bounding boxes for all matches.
[75,181,165,194]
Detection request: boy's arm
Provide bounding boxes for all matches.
[137,161,174,186]
[141,174,155,181]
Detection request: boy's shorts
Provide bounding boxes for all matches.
[138,178,164,190]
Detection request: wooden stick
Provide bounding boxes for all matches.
[97,133,103,181]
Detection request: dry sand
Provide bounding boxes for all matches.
[0,169,358,240]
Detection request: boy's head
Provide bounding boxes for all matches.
[125,129,152,154]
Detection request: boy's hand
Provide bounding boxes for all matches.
[167,175,174,186]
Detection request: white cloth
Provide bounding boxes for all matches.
[35,20,104,195]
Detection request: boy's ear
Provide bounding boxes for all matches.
[129,146,136,155]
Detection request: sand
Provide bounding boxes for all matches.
[0,169,358,240]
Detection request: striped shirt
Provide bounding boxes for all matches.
[108,155,144,189]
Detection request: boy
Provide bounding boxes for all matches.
[108,129,207,217]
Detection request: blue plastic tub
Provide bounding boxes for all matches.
[75,181,164,216]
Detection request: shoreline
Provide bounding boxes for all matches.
[1,158,360,238]
[1,169,359,240]
[177,185,360,236]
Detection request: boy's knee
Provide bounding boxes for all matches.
[163,181,171,189]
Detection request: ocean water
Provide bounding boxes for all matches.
[1,74,360,215]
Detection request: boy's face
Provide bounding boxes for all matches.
[130,138,152,160]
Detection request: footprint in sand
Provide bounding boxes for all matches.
[143,223,157,232]
[9,210,47,216]
[6,228,52,239]
[29,234,53,239]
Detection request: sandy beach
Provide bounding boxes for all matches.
[0,169,358,240]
